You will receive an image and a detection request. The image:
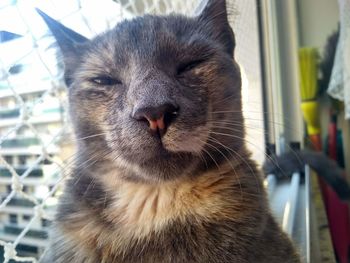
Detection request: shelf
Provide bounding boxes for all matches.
[0,232,48,247]
[5,198,35,208]
[0,112,62,127]
[0,165,60,185]
[0,206,55,217]
[0,108,20,119]
[0,166,43,178]
[0,206,35,215]
[0,177,58,186]
[1,138,40,148]
[3,225,47,239]
[0,146,59,155]
[0,84,50,99]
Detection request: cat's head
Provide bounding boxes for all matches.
[38,0,244,182]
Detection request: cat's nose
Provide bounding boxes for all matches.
[132,103,179,137]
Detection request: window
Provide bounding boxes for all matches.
[23,215,31,221]
[9,214,17,224]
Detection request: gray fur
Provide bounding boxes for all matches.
[38,0,300,262]
[263,150,350,201]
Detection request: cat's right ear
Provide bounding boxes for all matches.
[36,9,89,86]
[196,0,235,56]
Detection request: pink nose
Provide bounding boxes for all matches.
[148,116,165,131]
[132,103,178,137]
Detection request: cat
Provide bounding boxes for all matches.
[37,0,300,262]
[264,150,350,201]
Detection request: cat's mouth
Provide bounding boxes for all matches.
[104,108,210,169]
[160,125,209,154]
[112,125,208,162]
[132,104,179,140]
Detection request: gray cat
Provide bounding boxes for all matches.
[38,0,300,262]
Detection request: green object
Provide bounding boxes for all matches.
[299,47,322,143]
[299,48,319,101]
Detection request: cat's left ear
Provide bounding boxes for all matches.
[36,9,89,86]
[197,0,235,56]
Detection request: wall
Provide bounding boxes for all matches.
[297,0,339,48]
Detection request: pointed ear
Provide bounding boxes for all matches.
[36,9,89,86]
[197,0,235,56]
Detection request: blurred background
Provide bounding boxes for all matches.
[0,0,348,262]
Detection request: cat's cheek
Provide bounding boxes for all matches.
[162,126,208,153]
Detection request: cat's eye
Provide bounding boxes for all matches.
[90,76,121,86]
[177,60,205,75]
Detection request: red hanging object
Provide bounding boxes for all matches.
[325,113,350,263]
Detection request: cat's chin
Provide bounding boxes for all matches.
[114,150,196,182]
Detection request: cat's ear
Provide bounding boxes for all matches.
[197,0,235,56]
[36,9,89,86]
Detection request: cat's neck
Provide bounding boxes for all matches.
[97,158,257,234]
[60,154,265,259]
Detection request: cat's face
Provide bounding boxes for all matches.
[39,0,243,182]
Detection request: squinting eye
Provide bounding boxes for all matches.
[90,76,122,86]
[177,60,205,75]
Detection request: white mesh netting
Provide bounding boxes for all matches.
[0,0,262,262]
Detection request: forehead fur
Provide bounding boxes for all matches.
[80,14,229,74]
[38,0,235,85]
